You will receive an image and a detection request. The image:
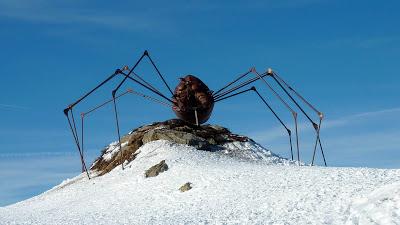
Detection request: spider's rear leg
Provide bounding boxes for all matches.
[268,70,326,166]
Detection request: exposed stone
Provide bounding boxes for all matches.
[91,119,251,176]
[145,160,169,178]
[142,128,210,150]
[179,182,192,192]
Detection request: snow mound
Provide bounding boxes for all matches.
[90,119,295,175]
[1,140,400,224]
[221,141,299,165]
[346,181,400,224]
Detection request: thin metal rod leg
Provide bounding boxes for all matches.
[112,96,124,170]
[215,87,294,160]
[66,113,90,179]
[312,118,327,166]
[71,110,90,177]
[213,69,252,96]
[272,71,320,115]
[81,114,85,173]
[213,72,269,100]
[146,51,174,96]
[319,137,327,166]
[311,139,318,166]
[317,118,326,166]
[252,70,301,164]
[311,137,327,166]
[294,114,300,165]
[270,70,327,166]
[289,133,294,160]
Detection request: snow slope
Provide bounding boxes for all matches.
[346,180,400,224]
[1,140,399,224]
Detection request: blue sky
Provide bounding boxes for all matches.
[0,0,399,206]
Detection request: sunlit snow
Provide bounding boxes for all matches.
[1,140,399,224]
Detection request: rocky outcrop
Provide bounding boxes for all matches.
[91,119,251,176]
[142,129,209,150]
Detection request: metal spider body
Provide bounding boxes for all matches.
[63,50,326,179]
[172,75,214,124]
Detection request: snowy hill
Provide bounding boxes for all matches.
[1,139,400,224]
[1,118,400,224]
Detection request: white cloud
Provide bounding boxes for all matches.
[0,0,158,31]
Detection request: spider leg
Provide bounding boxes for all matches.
[213,69,253,96]
[251,69,301,164]
[112,50,173,99]
[64,70,121,114]
[112,89,173,169]
[311,119,325,166]
[146,51,174,96]
[119,71,173,103]
[213,69,269,100]
[269,70,326,166]
[63,53,149,177]
[111,96,124,168]
[127,89,173,108]
[64,51,174,177]
[215,87,295,161]
[65,108,90,179]
[72,90,132,178]
[81,113,84,173]
[110,51,174,170]
[82,89,170,120]
[79,89,172,171]
[63,68,123,179]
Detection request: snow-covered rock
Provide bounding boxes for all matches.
[1,140,399,224]
[90,119,278,176]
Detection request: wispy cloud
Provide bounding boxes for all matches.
[0,154,81,206]
[0,0,328,33]
[351,107,400,118]
[357,36,400,49]
[0,150,99,158]
[178,0,327,12]
[0,103,29,111]
[0,0,160,32]
[250,107,400,168]
[251,107,400,143]
[314,36,400,50]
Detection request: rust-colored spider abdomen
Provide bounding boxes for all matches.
[172,75,214,124]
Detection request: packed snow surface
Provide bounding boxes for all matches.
[1,140,399,224]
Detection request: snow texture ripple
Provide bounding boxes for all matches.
[1,140,399,224]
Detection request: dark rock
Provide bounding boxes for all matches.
[145,160,169,178]
[179,182,192,192]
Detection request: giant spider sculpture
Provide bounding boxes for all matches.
[64,50,326,179]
